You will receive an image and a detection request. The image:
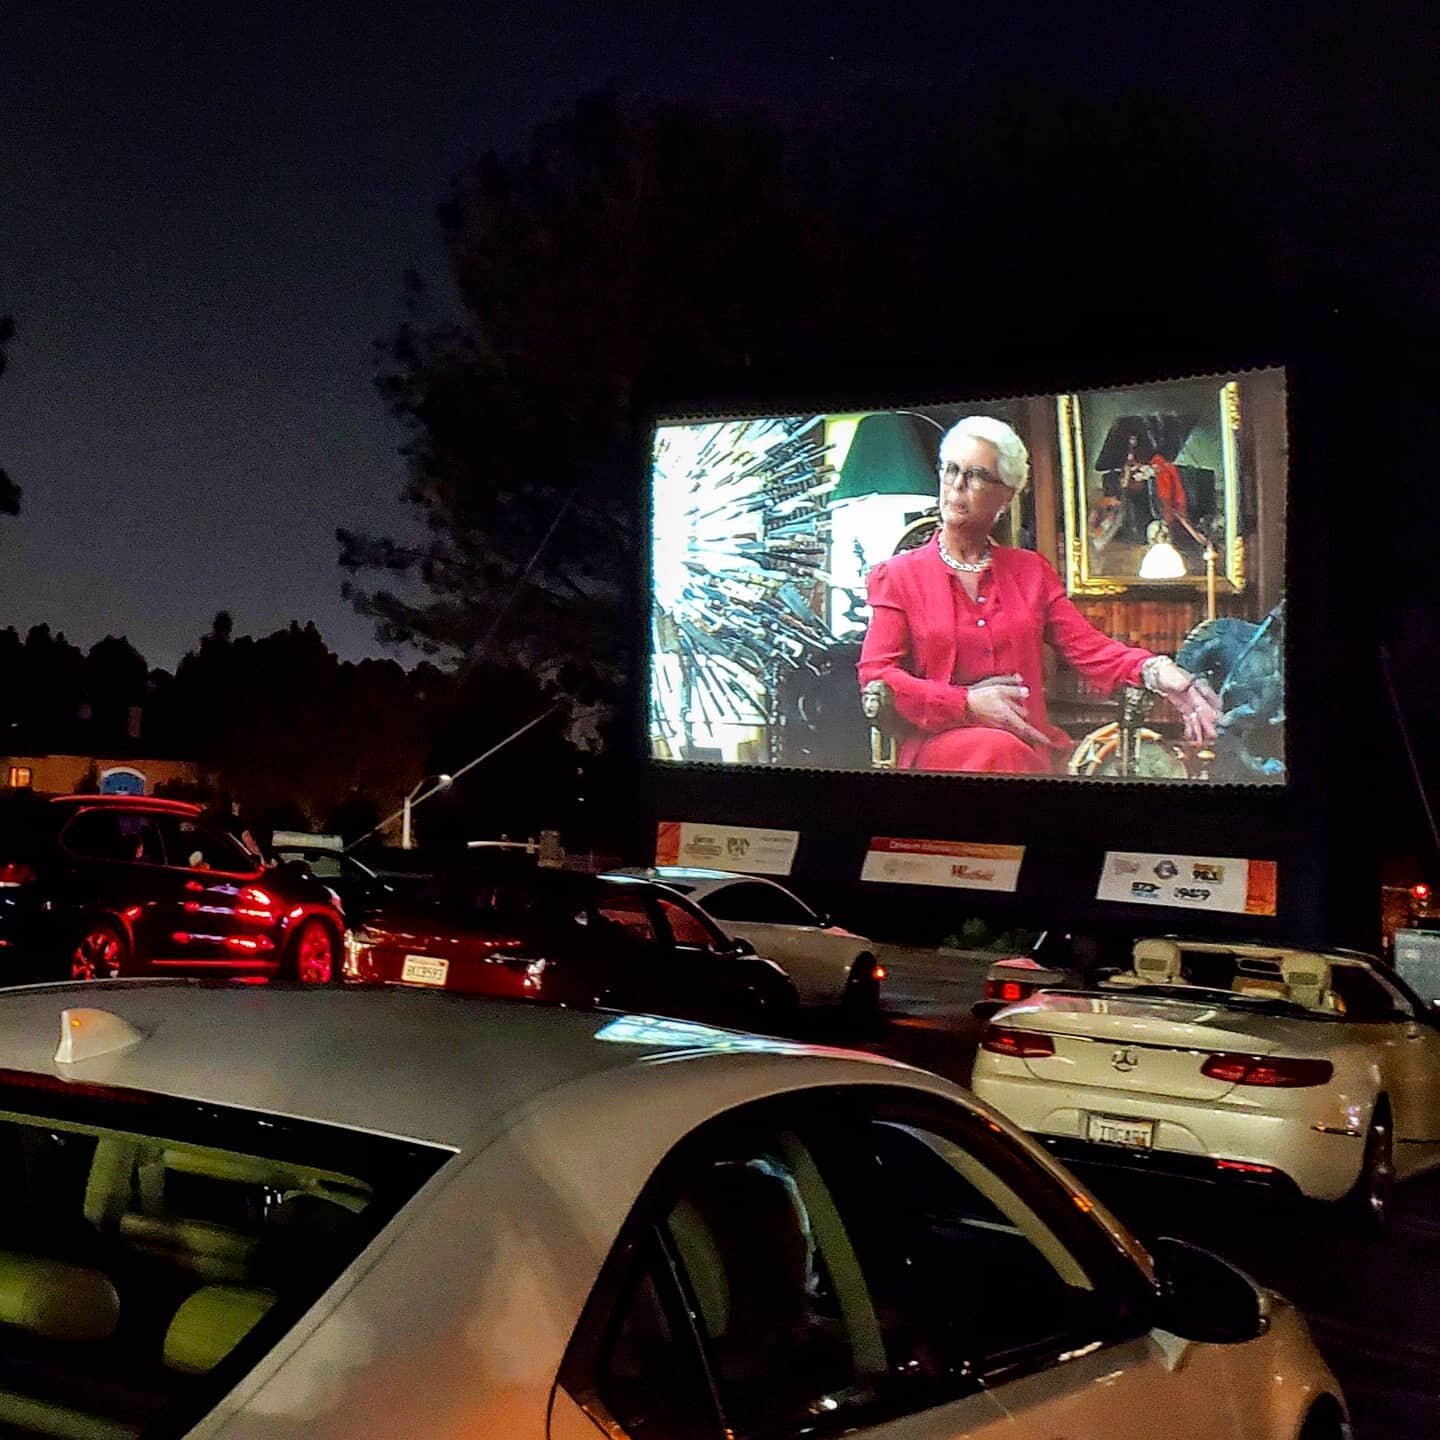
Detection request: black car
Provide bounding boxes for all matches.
[0,792,346,984]
[265,834,411,922]
[342,864,801,1030]
[972,927,1137,1019]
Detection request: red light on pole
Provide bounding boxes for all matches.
[1413,883,1432,907]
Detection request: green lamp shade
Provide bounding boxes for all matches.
[833,413,938,502]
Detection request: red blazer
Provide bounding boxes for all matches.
[858,540,1152,769]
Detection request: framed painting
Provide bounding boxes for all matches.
[1059,376,1246,597]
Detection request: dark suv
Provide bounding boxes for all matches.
[0,793,345,984]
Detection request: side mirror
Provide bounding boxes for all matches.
[727,937,757,958]
[1149,1236,1265,1344]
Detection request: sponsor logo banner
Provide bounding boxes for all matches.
[1097,852,1278,917]
[654,821,800,876]
[861,837,1025,892]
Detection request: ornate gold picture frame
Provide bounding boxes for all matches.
[1059,378,1246,598]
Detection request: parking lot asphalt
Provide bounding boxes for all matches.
[838,944,1440,1440]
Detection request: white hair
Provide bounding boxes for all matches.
[938,415,1030,494]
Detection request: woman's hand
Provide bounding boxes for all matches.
[964,674,1051,748]
[1150,658,1222,745]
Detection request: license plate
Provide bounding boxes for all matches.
[1086,1114,1155,1149]
[400,955,449,987]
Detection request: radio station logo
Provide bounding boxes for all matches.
[1153,859,1179,880]
[1113,857,1140,875]
[1173,886,1213,902]
[1130,881,1162,897]
[952,864,996,882]
[1192,863,1225,883]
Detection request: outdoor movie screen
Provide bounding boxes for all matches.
[647,368,1287,785]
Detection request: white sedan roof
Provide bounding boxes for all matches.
[0,980,910,1150]
[608,865,794,899]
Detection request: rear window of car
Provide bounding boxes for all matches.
[0,1075,449,1439]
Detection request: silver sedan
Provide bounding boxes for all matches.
[0,982,1346,1440]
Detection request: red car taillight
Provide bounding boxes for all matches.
[981,1024,1055,1059]
[0,862,36,888]
[984,978,1036,1003]
[1201,1053,1334,1087]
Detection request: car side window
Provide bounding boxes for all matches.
[593,897,659,943]
[1330,964,1410,1021]
[157,817,256,874]
[704,883,814,926]
[655,898,717,948]
[61,810,164,865]
[566,1092,1146,1440]
[597,1234,725,1439]
[822,1117,1113,1379]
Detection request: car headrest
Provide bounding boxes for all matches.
[0,1251,120,1341]
[163,1285,277,1374]
[1279,955,1331,1010]
[1132,939,1181,983]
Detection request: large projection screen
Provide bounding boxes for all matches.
[647,368,1287,785]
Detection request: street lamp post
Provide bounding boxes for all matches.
[401,774,452,851]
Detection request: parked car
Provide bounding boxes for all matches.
[266,831,403,921]
[972,936,1440,1230]
[0,980,1348,1440]
[342,864,800,1030]
[0,791,344,984]
[973,927,1135,1019]
[610,866,885,1017]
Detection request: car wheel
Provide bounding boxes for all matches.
[1349,1101,1395,1236]
[70,920,126,982]
[840,954,882,1031]
[287,919,340,986]
[748,980,800,1036]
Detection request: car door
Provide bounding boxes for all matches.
[1331,962,1440,1168]
[556,1089,1254,1440]
[581,890,679,1013]
[701,880,841,1003]
[55,805,179,964]
[151,813,277,974]
[649,892,762,1021]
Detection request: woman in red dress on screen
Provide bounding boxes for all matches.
[857,416,1220,774]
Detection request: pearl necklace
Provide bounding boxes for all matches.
[937,533,992,573]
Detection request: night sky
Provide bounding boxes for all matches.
[3,2,1436,671]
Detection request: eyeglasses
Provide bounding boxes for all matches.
[938,461,1006,492]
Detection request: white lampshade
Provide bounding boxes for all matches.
[1139,541,1187,579]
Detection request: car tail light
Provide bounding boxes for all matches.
[1201,1053,1333,1087]
[871,962,887,981]
[981,1024,1055,1059]
[1215,1159,1276,1176]
[0,862,36,888]
[984,978,1037,1003]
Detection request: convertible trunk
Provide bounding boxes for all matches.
[991,991,1319,1101]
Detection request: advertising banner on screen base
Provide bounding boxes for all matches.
[861,838,1025,892]
[655,821,800,876]
[1096,852,1278,917]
